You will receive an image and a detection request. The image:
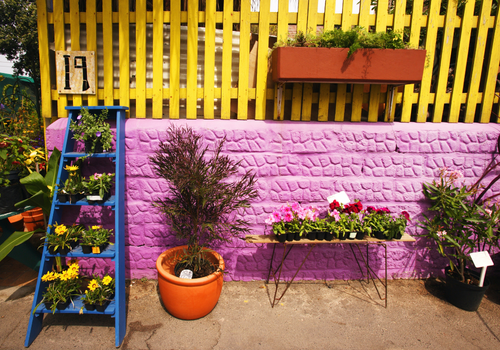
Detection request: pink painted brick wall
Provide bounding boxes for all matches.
[46,119,500,281]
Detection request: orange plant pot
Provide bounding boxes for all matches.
[156,245,225,320]
[8,214,24,231]
[21,208,45,231]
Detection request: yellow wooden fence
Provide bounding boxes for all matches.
[37,0,500,122]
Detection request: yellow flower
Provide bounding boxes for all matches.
[55,224,67,235]
[102,276,113,285]
[25,158,33,165]
[29,151,37,158]
[88,280,99,291]
[91,225,101,230]
[64,165,79,172]
[41,271,58,282]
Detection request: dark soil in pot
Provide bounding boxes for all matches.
[174,259,217,279]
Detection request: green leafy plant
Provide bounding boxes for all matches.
[150,125,257,278]
[69,107,112,153]
[83,172,114,198]
[39,262,81,314]
[80,225,114,248]
[362,207,393,237]
[0,134,35,187]
[81,274,115,306]
[274,27,407,57]
[59,164,83,196]
[420,167,500,283]
[265,202,319,237]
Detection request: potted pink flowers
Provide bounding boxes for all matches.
[265,202,319,242]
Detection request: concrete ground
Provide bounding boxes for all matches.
[1,258,499,350]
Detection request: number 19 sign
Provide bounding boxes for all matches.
[56,51,96,94]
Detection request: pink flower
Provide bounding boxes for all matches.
[401,211,411,221]
[329,209,340,222]
[283,211,293,222]
[272,211,281,222]
[290,202,300,212]
[265,215,274,225]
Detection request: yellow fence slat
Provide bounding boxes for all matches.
[70,0,81,107]
[401,0,424,122]
[169,0,181,119]
[119,0,130,110]
[221,0,233,119]
[204,0,216,119]
[300,0,318,121]
[318,0,337,122]
[291,0,309,121]
[86,0,98,107]
[152,0,164,118]
[36,0,51,124]
[273,0,289,120]
[432,1,457,122]
[449,1,475,122]
[465,0,493,122]
[481,10,500,122]
[237,0,251,120]
[186,0,199,119]
[54,0,67,118]
[256,0,271,120]
[136,0,146,118]
[335,0,354,122]
[103,1,114,106]
[418,0,443,122]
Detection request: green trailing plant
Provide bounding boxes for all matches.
[150,125,258,278]
[70,107,112,153]
[274,27,407,57]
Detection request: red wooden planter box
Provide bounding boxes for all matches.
[271,47,427,85]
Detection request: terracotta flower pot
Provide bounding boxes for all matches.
[156,245,225,320]
[8,213,24,231]
[21,208,45,231]
[271,47,427,84]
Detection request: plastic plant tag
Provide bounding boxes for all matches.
[87,195,103,201]
[179,269,193,279]
[327,191,350,206]
[470,251,494,268]
[92,246,101,254]
[349,232,357,239]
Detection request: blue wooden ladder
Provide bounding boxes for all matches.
[25,106,128,347]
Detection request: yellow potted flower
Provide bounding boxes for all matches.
[39,262,81,313]
[81,274,115,312]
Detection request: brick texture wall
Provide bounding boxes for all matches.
[46,118,500,281]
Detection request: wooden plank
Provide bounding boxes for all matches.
[169,0,181,119]
[273,0,289,120]
[86,0,98,107]
[481,9,500,123]
[136,0,147,118]
[204,0,216,119]
[152,0,164,118]
[465,0,493,122]
[221,0,233,119]
[54,0,67,118]
[119,0,130,111]
[186,0,199,119]
[401,0,424,122]
[300,0,319,121]
[449,1,474,122]
[102,0,114,106]
[432,1,456,122]
[351,0,371,122]
[317,0,337,122]
[290,0,309,121]
[70,0,81,107]
[237,0,251,120]
[255,0,270,120]
[36,0,52,124]
[244,233,416,244]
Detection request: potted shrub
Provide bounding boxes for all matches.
[420,167,500,311]
[81,274,115,312]
[83,172,114,203]
[69,107,112,153]
[80,225,114,254]
[38,262,81,313]
[150,125,257,320]
[271,27,426,84]
[44,223,81,255]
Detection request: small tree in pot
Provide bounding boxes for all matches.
[150,125,257,319]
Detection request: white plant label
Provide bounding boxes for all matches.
[87,195,103,201]
[179,269,193,279]
[327,191,351,206]
[470,251,494,268]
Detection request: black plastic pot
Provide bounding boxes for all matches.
[324,232,334,241]
[81,245,92,254]
[445,267,490,311]
[0,183,25,214]
[307,231,317,240]
[57,193,68,203]
[373,231,385,240]
[84,303,96,311]
[356,231,365,240]
[338,231,347,240]
[95,300,110,312]
[85,138,104,153]
[56,299,71,310]
[276,234,286,243]
[286,232,294,242]
[316,231,325,241]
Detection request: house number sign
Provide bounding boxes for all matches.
[56,51,96,94]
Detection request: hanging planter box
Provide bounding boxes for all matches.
[271,47,427,85]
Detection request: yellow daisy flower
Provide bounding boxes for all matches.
[41,271,58,282]
[102,276,113,285]
[64,165,79,172]
[55,224,67,235]
[88,279,99,291]
[91,225,101,230]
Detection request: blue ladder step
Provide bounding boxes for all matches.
[35,295,116,316]
[45,244,115,258]
[56,195,116,207]
[63,152,117,159]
